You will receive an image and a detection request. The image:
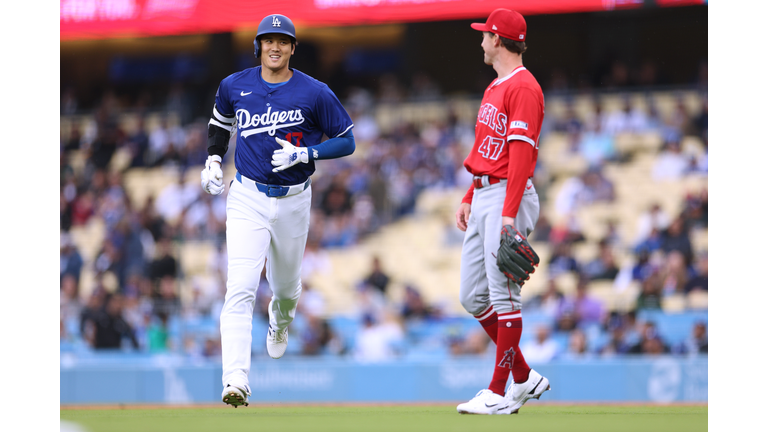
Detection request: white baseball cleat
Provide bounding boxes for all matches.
[221,384,250,408]
[456,389,513,415]
[266,325,288,359]
[505,369,551,413]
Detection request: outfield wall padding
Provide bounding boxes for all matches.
[60,356,708,404]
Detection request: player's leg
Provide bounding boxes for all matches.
[503,184,550,412]
[458,198,498,344]
[457,187,511,415]
[509,184,539,377]
[220,180,271,402]
[504,188,538,381]
[477,184,523,397]
[264,187,312,359]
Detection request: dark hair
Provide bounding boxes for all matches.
[499,35,527,54]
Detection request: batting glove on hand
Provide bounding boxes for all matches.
[200,155,225,195]
[271,137,309,173]
[496,225,540,286]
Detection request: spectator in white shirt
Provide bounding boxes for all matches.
[154,171,200,223]
[520,324,561,363]
[633,202,672,247]
[652,139,690,181]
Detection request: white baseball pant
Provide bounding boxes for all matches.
[220,175,311,389]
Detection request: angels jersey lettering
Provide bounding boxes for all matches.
[464,66,544,180]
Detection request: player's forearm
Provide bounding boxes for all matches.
[462,184,474,204]
[208,104,235,158]
[309,129,355,160]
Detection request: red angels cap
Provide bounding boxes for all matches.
[471,8,527,42]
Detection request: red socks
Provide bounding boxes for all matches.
[474,305,498,344]
[488,313,530,395]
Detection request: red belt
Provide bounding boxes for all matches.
[473,175,503,189]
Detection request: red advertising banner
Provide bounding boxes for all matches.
[60,0,704,41]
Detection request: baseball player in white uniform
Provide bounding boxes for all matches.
[454,9,550,415]
[200,13,355,407]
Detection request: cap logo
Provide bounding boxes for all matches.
[519,34,524,39]
[272,16,281,27]
[492,25,498,30]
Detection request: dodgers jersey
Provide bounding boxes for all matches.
[464,66,543,179]
[214,66,354,185]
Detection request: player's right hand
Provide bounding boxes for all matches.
[455,202,471,232]
[201,155,225,195]
[271,137,309,172]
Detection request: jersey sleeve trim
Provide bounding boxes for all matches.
[211,104,235,131]
[335,123,354,138]
[209,118,233,131]
[507,134,536,147]
[213,104,235,124]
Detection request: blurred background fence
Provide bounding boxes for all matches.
[60,0,708,404]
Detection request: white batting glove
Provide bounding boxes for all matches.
[271,137,309,173]
[200,155,225,195]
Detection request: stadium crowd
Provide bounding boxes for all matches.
[60,60,708,363]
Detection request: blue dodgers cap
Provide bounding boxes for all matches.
[254,14,297,57]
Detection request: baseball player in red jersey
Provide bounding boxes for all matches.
[455,9,550,415]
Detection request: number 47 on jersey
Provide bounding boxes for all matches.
[477,136,505,160]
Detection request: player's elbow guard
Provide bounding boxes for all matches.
[207,122,232,157]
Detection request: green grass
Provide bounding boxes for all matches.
[61,404,708,432]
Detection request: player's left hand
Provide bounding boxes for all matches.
[271,137,309,172]
[496,225,540,286]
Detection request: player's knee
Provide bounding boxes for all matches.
[224,286,256,306]
[459,293,487,316]
[269,278,302,300]
[228,271,257,287]
[221,288,257,319]
[225,271,261,301]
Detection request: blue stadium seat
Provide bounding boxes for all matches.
[403,343,450,361]
[521,312,557,333]
[328,316,361,349]
[180,316,219,340]
[64,316,81,339]
[550,331,571,350]
[637,310,708,346]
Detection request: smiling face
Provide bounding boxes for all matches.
[259,33,295,72]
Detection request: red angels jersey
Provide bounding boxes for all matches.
[462,66,544,217]
[464,66,544,178]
